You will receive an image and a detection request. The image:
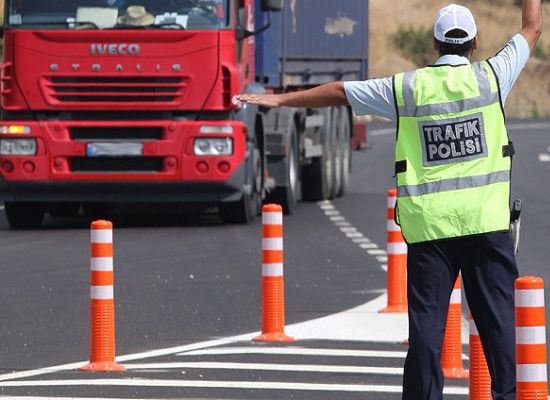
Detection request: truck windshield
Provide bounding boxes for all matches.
[6,0,229,30]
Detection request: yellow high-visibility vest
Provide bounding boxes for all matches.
[393,61,513,243]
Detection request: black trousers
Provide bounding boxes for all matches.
[402,231,518,400]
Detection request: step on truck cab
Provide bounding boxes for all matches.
[0,0,369,228]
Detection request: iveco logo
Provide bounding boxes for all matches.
[90,43,140,56]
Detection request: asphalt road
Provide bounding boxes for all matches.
[0,118,548,399]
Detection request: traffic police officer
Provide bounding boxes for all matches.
[236,1,543,399]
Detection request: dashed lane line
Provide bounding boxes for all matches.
[316,200,472,343]
[318,201,387,272]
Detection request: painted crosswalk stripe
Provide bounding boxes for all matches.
[0,378,469,395]
[178,347,407,358]
[123,362,403,375]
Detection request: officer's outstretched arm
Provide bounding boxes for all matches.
[236,82,349,109]
[520,0,543,52]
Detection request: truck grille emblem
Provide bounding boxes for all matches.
[90,43,140,56]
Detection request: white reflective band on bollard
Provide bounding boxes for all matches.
[262,212,283,225]
[450,289,461,304]
[387,220,401,232]
[91,285,114,300]
[262,238,283,251]
[515,289,545,307]
[516,326,547,344]
[387,242,407,255]
[262,263,284,277]
[91,257,114,271]
[517,364,549,382]
[469,319,479,335]
[387,196,396,207]
[91,229,113,244]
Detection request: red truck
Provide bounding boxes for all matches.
[0,0,369,228]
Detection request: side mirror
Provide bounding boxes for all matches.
[260,0,283,12]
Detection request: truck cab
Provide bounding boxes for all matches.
[0,0,367,228]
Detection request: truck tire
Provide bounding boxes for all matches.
[219,142,262,224]
[48,203,80,218]
[302,108,334,201]
[4,202,45,229]
[331,107,343,198]
[267,124,300,214]
[335,106,352,197]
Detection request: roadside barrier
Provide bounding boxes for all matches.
[80,220,126,372]
[379,188,407,313]
[515,276,548,399]
[254,204,294,342]
[441,276,468,379]
[469,313,491,399]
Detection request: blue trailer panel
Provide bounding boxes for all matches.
[255,0,369,88]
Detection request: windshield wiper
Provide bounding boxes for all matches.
[15,20,99,29]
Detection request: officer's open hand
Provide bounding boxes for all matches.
[234,93,282,108]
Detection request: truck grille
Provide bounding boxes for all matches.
[42,76,187,104]
[70,156,164,173]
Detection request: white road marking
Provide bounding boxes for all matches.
[539,154,550,162]
[0,378,469,395]
[334,221,351,226]
[0,333,254,383]
[506,122,550,131]
[346,232,364,238]
[369,128,395,136]
[367,249,387,256]
[123,361,404,375]
[324,210,340,216]
[179,347,407,358]
[359,243,379,249]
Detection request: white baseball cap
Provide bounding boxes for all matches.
[434,4,477,44]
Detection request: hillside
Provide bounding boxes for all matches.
[369,0,550,118]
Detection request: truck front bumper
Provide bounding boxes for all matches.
[0,120,248,204]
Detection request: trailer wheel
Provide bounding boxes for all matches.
[335,106,352,197]
[302,108,334,201]
[331,107,343,198]
[268,128,300,214]
[219,143,262,224]
[4,202,45,229]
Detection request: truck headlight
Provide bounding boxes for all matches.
[194,138,233,156]
[0,139,37,155]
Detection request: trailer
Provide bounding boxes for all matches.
[0,0,368,228]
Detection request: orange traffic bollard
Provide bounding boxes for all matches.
[254,204,294,343]
[379,188,407,313]
[515,276,548,399]
[441,276,468,379]
[469,313,491,400]
[80,220,125,372]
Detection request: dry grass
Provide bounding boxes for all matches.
[369,0,550,117]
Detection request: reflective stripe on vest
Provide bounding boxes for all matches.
[398,63,500,117]
[397,170,510,197]
[394,61,511,243]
